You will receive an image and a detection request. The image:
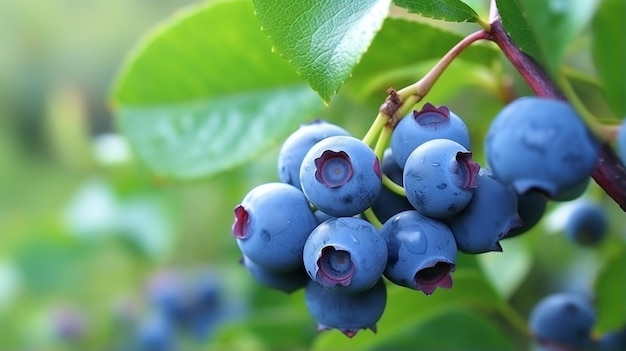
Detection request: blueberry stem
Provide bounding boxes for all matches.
[382,174,406,197]
[362,113,388,148]
[395,30,490,104]
[498,303,532,338]
[373,126,392,161]
[362,207,383,228]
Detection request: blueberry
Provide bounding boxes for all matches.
[381,210,457,295]
[505,190,548,239]
[232,182,318,272]
[371,149,415,223]
[564,201,608,246]
[146,270,190,324]
[391,103,471,168]
[485,97,599,198]
[241,255,309,293]
[278,120,351,189]
[529,293,596,350]
[446,168,522,254]
[303,217,387,293]
[135,314,177,351]
[299,136,381,217]
[305,278,387,338]
[600,327,626,351]
[403,138,480,219]
[51,305,87,342]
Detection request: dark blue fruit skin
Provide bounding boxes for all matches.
[403,138,479,219]
[305,278,387,337]
[371,149,415,223]
[552,177,590,202]
[299,136,381,217]
[446,168,522,254]
[381,210,457,295]
[485,97,599,198]
[303,217,388,294]
[233,183,318,272]
[241,255,309,293]
[529,293,596,350]
[504,190,548,239]
[600,327,626,351]
[564,201,608,246]
[391,103,470,168]
[278,120,351,190]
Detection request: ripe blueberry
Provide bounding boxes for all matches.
[564,200,608,246]
[241,255,309,293]
[371,149,417,223]
[232,182,318,272]
[446,168,522,254]
[529,293,596,350]
[391,103,471,168]
[278,120,351,189]
[485,97,599,198]
[403,138,480,219]
[381,210,457,295]
[305,279,387,338]
[303,217,387,293]
[300,136,381,217]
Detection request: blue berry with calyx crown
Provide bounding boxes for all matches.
[305,278,387,338]
[403,138,480,219]
[240,255,309,293]
[446,168,522,254]
[278,120,351,189]
[371,149,415,223]
[232,182,318,272]
[303,217,387,294]
[529,293,596,350]
[381,210,457,295]
[299,136,382,217]
[485,97,599,198]
[564,200,608,246]
[391,103,470,168]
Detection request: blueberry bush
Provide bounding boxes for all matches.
[2,0,624,350]
[109,0,626,349]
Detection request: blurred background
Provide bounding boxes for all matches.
[1,0,624,350]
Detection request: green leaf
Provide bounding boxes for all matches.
[594,247,626,334]
[591,0,626,116]
[496,0,599,76]
[252,0,392,103]
[112,0,324,180]
[392,0,481,22]
[478,238,531,298]
[311,267,510,351]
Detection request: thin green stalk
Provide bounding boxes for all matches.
[382,174,406,197]
[363,207,383,228]
[362,112,388,148]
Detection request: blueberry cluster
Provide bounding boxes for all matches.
[231,97,601,337]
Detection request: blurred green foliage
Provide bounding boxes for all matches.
[0,0,624,350]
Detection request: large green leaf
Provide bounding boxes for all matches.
[311,268,512,350]
[591,0,626,117]
[253,0,392,103]
[392,0,481,22]
[112,0,324,180]
[496,0,599,76]
[594,247,626,334]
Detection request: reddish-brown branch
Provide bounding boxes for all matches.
[488,19,626,211]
